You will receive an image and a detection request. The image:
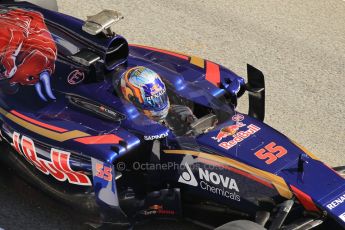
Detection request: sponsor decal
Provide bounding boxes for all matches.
[232,114,245,122]
[67,69,85,85]
[327,194,345,210]
[145,88,165,100]
[143,205,176,216]
[178,163,240,201]
[156,209,175,215]
[212,114,245,142]
[144,131,169,141]
[199,168,241,202]
[213,114,261,150]
[212,123,246,142]
[199,168,239,192]
[95,163,113,182]
[219,124,261,150]
[339,212,345,222]
[12,132,91,186]
[178,163,198,186]
[99,106,118,117]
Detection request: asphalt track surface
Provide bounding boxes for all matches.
[0,0,344,229]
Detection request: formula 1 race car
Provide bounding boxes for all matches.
[0,1,344,230]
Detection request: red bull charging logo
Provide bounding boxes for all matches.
[212,123,246,142]
[212,114,246,142]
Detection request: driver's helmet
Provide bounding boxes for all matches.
[120,66,170,121]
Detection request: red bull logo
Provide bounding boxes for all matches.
[212,123,246,142]
[12,132,91,186]
[212,114,246,142]
[219,125,261,150]
[150,83,161,94]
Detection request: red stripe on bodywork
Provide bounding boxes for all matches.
[129,44,189,60]
[11,110,68,133]
[199,158,274,189]
[205,61,220,87]
[74,134,123,145]
[290,185,319,212]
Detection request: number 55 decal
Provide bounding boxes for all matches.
[255,142,287,164]
[95,163,113,182]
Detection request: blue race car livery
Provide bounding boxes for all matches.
[0,2,344,229]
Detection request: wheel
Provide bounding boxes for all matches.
[14,0,58,11]
[334,166,345,178]
[215,220,266,230]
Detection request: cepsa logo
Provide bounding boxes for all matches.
[67,69,85,85]
[12,132,92,186]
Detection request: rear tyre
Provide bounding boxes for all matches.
[215,220,266,230]
[15,0,58,11]
[334,166,345,178]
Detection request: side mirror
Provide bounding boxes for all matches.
[82,10,124,36]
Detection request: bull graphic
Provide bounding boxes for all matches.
[0,7,57,101]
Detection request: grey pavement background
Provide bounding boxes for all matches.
[0,0,344,229]
[58,0,345,166]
